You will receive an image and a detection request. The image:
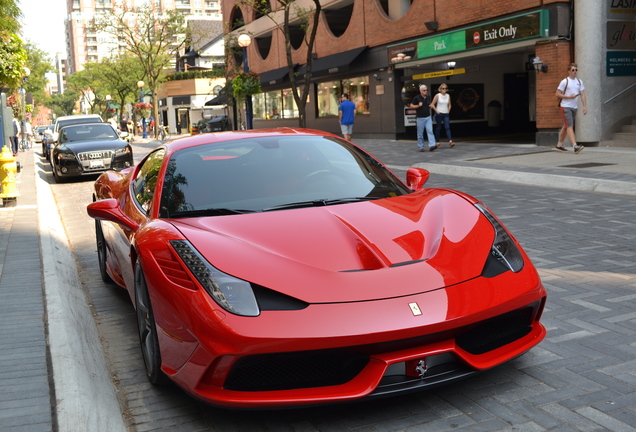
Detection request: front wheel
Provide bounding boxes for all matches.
[51,159,65,183]
[95,220,113,283]
[134,262,169,385]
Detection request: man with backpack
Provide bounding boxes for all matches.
[555,63,587,153]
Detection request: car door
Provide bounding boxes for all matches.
[106,148,167,295]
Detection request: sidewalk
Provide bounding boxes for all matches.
[355,139,636,197]
[0,139,634,431]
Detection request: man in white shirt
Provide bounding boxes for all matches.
[555,63,587,153]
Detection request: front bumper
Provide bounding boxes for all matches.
[54,153,133,177]
[146,259,547,408]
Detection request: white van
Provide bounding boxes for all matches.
[52,114,103,142]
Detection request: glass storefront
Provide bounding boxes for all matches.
[253,76,370,121]
[317,76,370,117]
[253,89,299,120]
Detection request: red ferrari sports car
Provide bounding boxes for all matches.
[87,128,546,408]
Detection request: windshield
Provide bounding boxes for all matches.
[59,124,119,143]
[159,135,410,217]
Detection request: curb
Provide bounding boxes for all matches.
[35,152,127,431]
[409,163,636,197]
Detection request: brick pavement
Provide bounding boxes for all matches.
[1,138,636,431]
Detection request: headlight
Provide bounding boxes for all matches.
[475,203,524,275]
[115,146,131,155]
[57,152,76,160]
[170,240,260,316]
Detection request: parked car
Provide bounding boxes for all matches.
[34,125,48,143]
[52,114,103,140]
[86,128,547,408]
[50,122,133,183]
[40,125,54,157]
[47,114,104,161]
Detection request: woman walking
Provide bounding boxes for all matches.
[431,84,454,148]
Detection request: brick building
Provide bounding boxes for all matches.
[224,0,635,146]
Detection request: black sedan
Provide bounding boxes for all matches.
[51,122,133,183]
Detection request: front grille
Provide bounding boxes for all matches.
[456,307,533,355]
[223,304,538,392]
[224,350,369,392]
[78,150,114,161]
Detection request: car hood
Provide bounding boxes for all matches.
[57,139,128,153]
[172,190,495,303]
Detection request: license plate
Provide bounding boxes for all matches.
[89,160,104,168]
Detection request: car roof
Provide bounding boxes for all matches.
[56,114,102,121]
[55,115,104,131]
[160,127,341,153]
[59,121,111,129]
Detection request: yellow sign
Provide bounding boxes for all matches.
[413,68,466,80]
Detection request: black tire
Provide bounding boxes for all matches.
[95,220,113,283]
[51,160,65,183]
[134,262,169,385]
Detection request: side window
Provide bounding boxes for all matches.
[132,149,166,214]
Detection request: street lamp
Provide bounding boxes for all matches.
[237,34,253,130]
[20,67,31,148]
[137,81,148,138]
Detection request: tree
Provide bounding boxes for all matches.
[65,67,102,115]
[235,0,321,128]
[22,42,54,105]
[0,30,27,90]
[91,4,188,136]
[95,55,146,121]
[0,0,21,34]
[47,89,80,117]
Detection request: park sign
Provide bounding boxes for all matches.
[388,10,549,65]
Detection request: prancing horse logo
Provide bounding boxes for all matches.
[409,302,422,316]
[415,359,428,377]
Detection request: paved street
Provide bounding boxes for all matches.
[2,137,636,431]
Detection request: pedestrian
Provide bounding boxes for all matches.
[408,85,438,152]
[338,93,356,141]
[431,83,454,148]
[555,63,587,153]
[108,116,118,131]
[11,116,20,156]
[120,116,129,133]
[23,121,33,149]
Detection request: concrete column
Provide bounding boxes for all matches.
[574,0,603,144]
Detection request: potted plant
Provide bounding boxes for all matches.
[228,71,261,99]
[133,102,153,118]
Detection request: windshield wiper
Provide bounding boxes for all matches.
[262,197,376,212]
[170,208,255,217]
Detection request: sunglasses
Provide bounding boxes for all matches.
[571,68,578,71]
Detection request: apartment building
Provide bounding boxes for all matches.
[225,0,635,145]
[64,0,223,74]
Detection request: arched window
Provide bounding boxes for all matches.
[323,0,354,37]
[230,6,245,31]
[377,0,413,20]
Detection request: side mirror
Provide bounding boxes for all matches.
[87,198,139,231]
[406,168,430,190]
